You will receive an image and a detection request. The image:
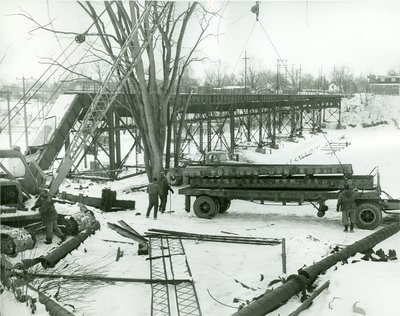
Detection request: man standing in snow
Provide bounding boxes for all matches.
[336,183,357,232]
[31,190,67,244]
[146,178,160,219]
[158,172,174,213]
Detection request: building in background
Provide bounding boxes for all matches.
[367,74,400,95]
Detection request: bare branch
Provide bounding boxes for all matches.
[38,56,96,82]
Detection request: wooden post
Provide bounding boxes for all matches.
[282,238,287,274]
[288,281,330,316]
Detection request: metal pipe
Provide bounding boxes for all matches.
[29,273,191,284]
[38,292,75,316]
[232,222,400,316]
[42,221,100,268]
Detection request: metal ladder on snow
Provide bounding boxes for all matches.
[48,3,165,196]
[149,237,202,316]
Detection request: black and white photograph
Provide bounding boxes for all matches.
[1,1,399,315]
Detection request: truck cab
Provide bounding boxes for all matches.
[0,148,46,203]
[205,151,240,164]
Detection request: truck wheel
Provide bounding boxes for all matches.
[355,203,382,230]
[218,198,231,213]
[193,196,218,219]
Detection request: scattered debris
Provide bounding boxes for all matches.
[353,301,367,315]
[102,239,135,245]
[146,228,281,246]
[268,276,287,287]
[107,220,148,255]
[288,281,330,316]
[116,247,124,261]
[221,230,239,236]
[328,296,342,310]
[232,222,400,316]
[361,248,397,262]
[123,184,148,193]
[58,188,135,212]
[207,289,236,309]
[234,279,257,291]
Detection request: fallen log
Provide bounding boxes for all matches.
[232,222,400,316]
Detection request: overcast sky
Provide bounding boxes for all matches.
[1,0,400,85]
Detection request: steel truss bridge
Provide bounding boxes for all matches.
[172,94,342,159]
[30,92,342,179]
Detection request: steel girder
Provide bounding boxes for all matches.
[174,97,340,160]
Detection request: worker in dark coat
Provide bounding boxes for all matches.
[32,190,66,244]
[158,172,174,213]
[146,178,160,219]
[336,183,357,232]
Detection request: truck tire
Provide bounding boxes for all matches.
[354,203,382,230]
[218,198,231,213]
[193,196,218,219]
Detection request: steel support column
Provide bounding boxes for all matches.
[115,113,121,169]
[246,108,251,142]
[199,119,204,155]
[207,114,211,152]
[230,106,235,152]
[258,108,263,145]
[108,110,116,179]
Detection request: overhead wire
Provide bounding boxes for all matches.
[232,20,257,75]
[0,4,109,132]
[256,15,347,173]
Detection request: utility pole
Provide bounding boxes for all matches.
[276,59,287,93]
[0,90,12,147]
[243,51,249,92]
[17,75,32,149]
[283,60,288,86]
[6,91,12,147]
[298,64,302,92]
[290,64,295,92]
[276,59,280,93]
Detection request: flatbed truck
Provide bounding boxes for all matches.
[178,164,400,230]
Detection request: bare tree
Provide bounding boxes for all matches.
[81,2,220,179]
[0,52,6,65]
[330,65,354,94]
[0,44,8,66]
[21,1,218,180]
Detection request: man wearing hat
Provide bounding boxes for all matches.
[158,172,174,213]
[32,190,66,244]
[336,183,357,232]
[146,178,161,219]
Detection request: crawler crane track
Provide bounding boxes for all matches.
[149,237,202,316]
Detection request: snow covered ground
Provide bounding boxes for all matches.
[1,94,400,316]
